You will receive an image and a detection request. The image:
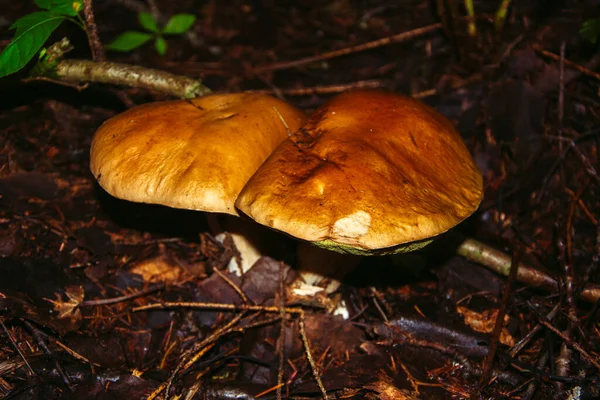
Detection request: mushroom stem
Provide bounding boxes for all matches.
[211,214,288,277]
[208,214,261,276]
[294,243,361,294]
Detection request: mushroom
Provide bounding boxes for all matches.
[90,92,307,274]
[235,89,483,291]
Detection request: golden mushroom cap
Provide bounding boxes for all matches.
[90,93,307,215]
[235,90,483,255]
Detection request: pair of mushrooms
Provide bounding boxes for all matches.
[90,90,483,292]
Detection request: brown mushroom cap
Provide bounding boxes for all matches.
[235,90,483,255]
[90,93,307,215]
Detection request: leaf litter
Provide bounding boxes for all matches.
[1,1,600,399]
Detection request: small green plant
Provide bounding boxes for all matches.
[0,0,84,78]
[106,12,195,56]
[580,18,600,44]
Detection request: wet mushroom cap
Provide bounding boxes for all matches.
[90,93,307,215]
[235,90,483,255]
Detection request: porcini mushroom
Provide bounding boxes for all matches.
[235,89,483,289]
[90,92,307,273]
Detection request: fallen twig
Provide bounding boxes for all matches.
[80,283,164,307]
[508,304,559,358]
[251,23,442,74]
[0,320,34,375]
[213,268,249,304]
[532,309,600,371]
[22,320,71,389]
[250,80,384,96]
[564,187,597,226]
[147,313,246,400]
[55,59,211,98]
[299,313,329,400]
[533,44,600,82]
[479,246,522,386]
[412,73,482,99]
[135,301,329,399]
[456,238,600,303]
[134,301,303,314]
[28,38,211,99]
[277,263,287,400]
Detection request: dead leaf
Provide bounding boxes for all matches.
[456,305,515,347]
[44,285,84,326]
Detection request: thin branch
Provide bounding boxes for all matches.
[480,246,522,386]
[564,187,597,226]
[135,300,329,399]
[299,313,329,400]
[412,73,482,99]
[80,283,164,307]
[533,44,600,82]
[29,38,211,99]
[55,340,98,371]
[370,286,391,322]
[250,80,385,96]
[145,0,160,19]
[277,263,287,400]
[54,59,211,98]
[535,315,600,371]
[0,320,35,375]
[133,301,303,314]
[22,320,71,388]
[508,304,559,358]
[251,23,442,74]
[212,268,249,304]
[566,139,600,185]
[82,0,106,61]
[456,237,600,303]
[558,41,566,126]
[146,313,247,400]
[556,41,567,188]
[21,76,89,91]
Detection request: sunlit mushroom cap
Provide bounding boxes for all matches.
[90,93,306,215]
[235,90,483,255]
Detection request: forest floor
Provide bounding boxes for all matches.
[1,1,599,399]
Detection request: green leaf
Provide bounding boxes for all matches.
[105,31,153,52]
[36,0,82,16]
[581,18,600,44]
[35,0,51,8]
[51,0,83,16]
[155,36,167,55]
[11,11,59,36]
[138,12,159,33]
[162,13,195,35]
[0,12,66,77]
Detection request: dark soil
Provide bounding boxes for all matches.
[1,1,599,399]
